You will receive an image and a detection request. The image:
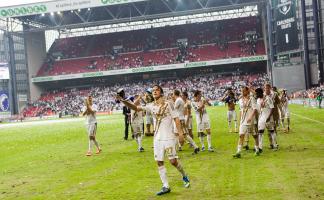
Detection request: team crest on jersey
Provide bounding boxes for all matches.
[278,0,292,15]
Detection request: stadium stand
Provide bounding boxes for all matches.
[36,16,265,77]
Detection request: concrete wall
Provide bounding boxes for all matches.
[272,63,306,92]
[25,31,47,101]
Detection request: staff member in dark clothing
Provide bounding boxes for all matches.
[117,88,134,140]
[123,105,131,140]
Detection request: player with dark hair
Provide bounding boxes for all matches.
[172,89,200,154]
[191,90,214,152]
[221,88,238,133]
[256,84,278,152]
[117,85,190,196]
[280,89,290,132]
[82,95,102,156]
[182,91,194,140]
[233,86,259,158]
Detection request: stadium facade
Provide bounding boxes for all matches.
[0,0,323,115]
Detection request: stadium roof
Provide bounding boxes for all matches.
[0,0,264,32]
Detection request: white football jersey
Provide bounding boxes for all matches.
[238,96,257,126]
[191,100,207,117]
[174,97,185,120]
[257,95,274,121]
[82,104,98,124]
[143,100,178,141]
[281,96,289,111]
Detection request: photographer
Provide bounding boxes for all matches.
[117,89,132,140]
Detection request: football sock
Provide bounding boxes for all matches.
[199,135,205,148]
[271,131,277,147]
[237,144,242,153]
[138,135,142,149]
[207,134,212,148]
[158,166,169,188]
[254,145,259,151]
[175,162,186,177]
[186,135,198,149]
[281,119,285,129]
[258,132,264,149]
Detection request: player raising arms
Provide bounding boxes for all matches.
[82,95,102,156]
[117,85,190,196]
[233,86,259,158]
[220,88,238,133]
[131,95,145,152]
[144,89,154,136]
[191,90,214,152]
[172,89,200,154]
[280,89,291,132]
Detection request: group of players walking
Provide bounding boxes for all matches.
[81,83,291,196]
[222,84,290,158]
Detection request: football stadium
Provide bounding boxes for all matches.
[0,0,323,199]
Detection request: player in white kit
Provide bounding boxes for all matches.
[131,95,145,152]
[280,89,290,132]
[182,91,194,140]
[233,86,259,158]
[191,90,214,152]
[255,84,278,153]
[172,90,200,154]
[82,95,101,156]
[117,85,190,196]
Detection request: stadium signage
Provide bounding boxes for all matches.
[32,76,54,82]
[240,56,266,62]
[82,72,104,77]
[185,62,207,68]
[131,66,154,73]
[273,0,299,53]
[0,5,47,17]
[278,0,292,15]
[31,55,267,82]
[0,0,147,18]
[101,0,129,5]
[0,91,10,118]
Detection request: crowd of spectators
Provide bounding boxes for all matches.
[290,85,323,108]
[23,73,269,118]
[292,85,324,99]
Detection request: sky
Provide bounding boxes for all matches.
[0,0,54,8]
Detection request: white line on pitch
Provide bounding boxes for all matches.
[291,113,324,125]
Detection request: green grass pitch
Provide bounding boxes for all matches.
[0,105,323,199]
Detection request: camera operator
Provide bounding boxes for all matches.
[117,89,132,140]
